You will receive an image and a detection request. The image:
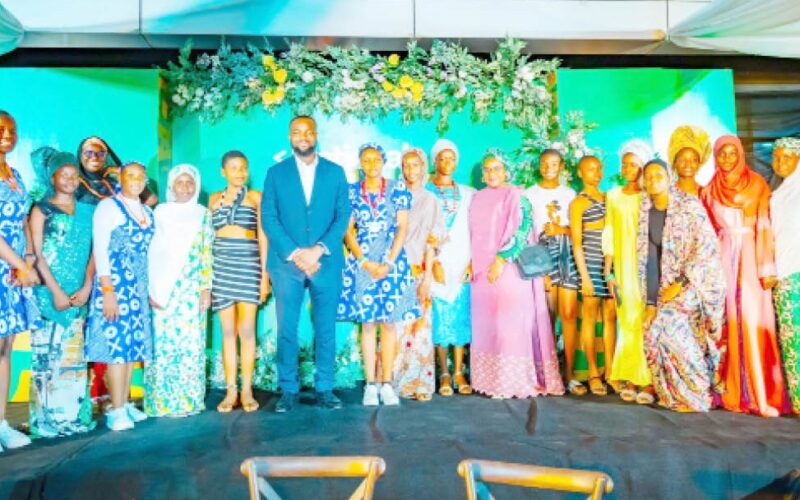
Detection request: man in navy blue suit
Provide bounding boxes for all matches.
[261,116,351,412]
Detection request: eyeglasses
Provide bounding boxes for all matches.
[83,150,108,159]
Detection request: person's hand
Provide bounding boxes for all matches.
[53,289,72,311]
[14,265,38,287]
[659,281,682,303]
[200,290,212,312]
[293,245,324,273]
[432,260,445,285]
[260,272,271,302]
[607,278,618,307]
[69,284,92,307]
[487,257,505,284]
[760,276,778,290]
[417,276,431,303]
[643,305,657,331]
[304,262,321,278]
[463,262,473,283]
[103,291,120,322]
[543,222,557,237]
[373,263,391,280]
[543,275,552,293]
[580,275,594,297]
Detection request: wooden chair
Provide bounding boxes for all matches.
[457,459,613,499]
[240,456,386,500]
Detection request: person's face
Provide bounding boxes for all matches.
[772,147,799,179]
[171,172,196,203]
[120,164,148,197]
[51,164,79,196]
[482,157,506,188]
[0,115,18,154]
[360,148,384,180]
[434,149,457,177]
[578,157,603,187]
[644,164,670,197]
[539,153,562,181]
[402,153,424,185]
[222,157,249,188]
[289,118,317,156]
[673,147,701,179]
[715,143,739,173]
[620,152,643,184]
[81,140,109,174]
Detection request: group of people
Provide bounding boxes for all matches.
[0,109,799,453]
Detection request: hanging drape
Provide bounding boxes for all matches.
[0,3,23,56]
[670,0,800,59]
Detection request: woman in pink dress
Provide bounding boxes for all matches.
[469,151,563,399]
[700,135,789,417]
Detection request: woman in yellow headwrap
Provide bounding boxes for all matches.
[667,125,711,196]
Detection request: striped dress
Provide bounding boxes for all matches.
[211,188,262,311]
[578,192,610,298]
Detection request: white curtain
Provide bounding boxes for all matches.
[670,0,800,59]
[0,3,23,56]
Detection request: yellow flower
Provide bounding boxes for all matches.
[273,68,288,84]
[411,90,423,103]
[411,81,424,95]
[392,87,407,100]
[274,85,286,100]
[399,75,413,89]
[387,54,400,66]
[262,54,276,70]
[382,81,395,92]
[261,89,275,105]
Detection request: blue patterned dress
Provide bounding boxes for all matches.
[338,179,420,324]
[0,167,40,338]
[85,197,155,363]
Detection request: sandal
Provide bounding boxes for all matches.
[454,371,473,395]
[415,392,432,402]
[439,373,454,396]
[618,382,636,402]
[217,385,239,413]
[241,392,260,413]
[636,390,655,405]
[567,379,587,396]
[588,376,608,396]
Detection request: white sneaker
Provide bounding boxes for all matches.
[126,403,148,423]
[363,384,380,406]
[106,408,134,432]
[379,383,399,406]
[0,420,31,449]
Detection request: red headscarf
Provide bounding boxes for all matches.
[701,135,770,218]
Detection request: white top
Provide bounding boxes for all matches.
[295,153,318,206]
[524,184,577,237]
[771,168,800,279]
[93,196,146,277]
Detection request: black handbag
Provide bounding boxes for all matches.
[515,243,556,280]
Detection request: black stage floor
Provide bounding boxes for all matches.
[1,388,799,499]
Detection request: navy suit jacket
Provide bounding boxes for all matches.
[261,155,351,284]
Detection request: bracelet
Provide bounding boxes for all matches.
[100,285,115,293]
[385,260,396,270]
[24,253,36,260]
[357,257,367,267]
[15,265,30,278]
[605,273,615,282]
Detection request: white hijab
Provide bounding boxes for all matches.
[148,164,208,306]
[771,139,800,279]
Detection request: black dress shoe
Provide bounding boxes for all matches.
[275,392,299,413]
[315,391,343,410]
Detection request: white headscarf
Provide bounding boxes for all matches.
[148,164,209,306]
[619,139,655,166]
[771,138,800,279]
[430,138,459,167]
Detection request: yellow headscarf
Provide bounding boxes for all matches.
[668,125,711,166]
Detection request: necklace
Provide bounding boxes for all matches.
[0,162,20,193]
[433,179,459,214]
[360,178,386,219]
[117,194,149,227]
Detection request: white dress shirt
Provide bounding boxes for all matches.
[295,153,318,206]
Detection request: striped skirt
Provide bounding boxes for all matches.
[580,229,610,298]
[212,237,262,311]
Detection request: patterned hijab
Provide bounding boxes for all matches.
[668,125,711,166]
[30,147,79,201]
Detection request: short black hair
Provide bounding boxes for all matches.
[221,150,247,167]
[539,149,563,162]
[0,110,12,119]
[578,155,602,165]
[289,115,316,128]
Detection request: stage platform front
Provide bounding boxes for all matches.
[1,388,798,499]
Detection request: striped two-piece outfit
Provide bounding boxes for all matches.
[578,192,610,298]
[211,187,261,311]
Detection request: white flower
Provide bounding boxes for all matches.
[195,88,204,97]
[551,141,565,153]
[534,86,548,101]
[301,71,314,83]
[458,70,467,79]
[567,129,584,146]
[210,55,220,66]
[455,86,467,99]
[516,65,535,83]
[341,69,350,78]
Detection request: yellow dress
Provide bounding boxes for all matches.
[602,187,651,386]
